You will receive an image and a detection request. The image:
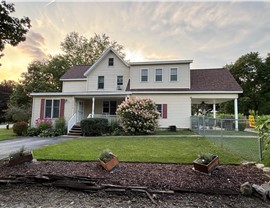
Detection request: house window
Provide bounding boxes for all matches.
[156,104,162,115]
[141,69,148,82]
[156,104,167,119]
[45,99,60,118]
[98,76,104,89]
[117,76,123,86]
[170,68,178,81]
[108,58,114,66]
[155,69,162,82]
[103,101,117,115]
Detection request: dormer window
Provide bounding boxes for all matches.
[108,58,114,66]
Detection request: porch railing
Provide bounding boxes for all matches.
[67,113,77,133]
[93,114,120,123]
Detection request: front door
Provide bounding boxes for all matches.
[77,101,84,122]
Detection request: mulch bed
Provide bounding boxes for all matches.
[0,160,269,195]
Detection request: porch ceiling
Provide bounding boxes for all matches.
[191,98,234,105]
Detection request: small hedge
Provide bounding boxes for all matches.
[81,118,109,136]
[13,121,28,136]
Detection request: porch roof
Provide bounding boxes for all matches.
[30,91,132,97]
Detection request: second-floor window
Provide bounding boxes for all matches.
[108,58,114,66]
[117,76,123,86]
[155,69,162,82]
[98,76,104,89]
[170,68,178,81]
[45,99,60,118]
[141,69,148,82]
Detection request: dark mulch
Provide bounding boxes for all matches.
[0,161,269,194]
[1,161,270,207]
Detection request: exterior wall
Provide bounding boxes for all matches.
[62,81,86,92]
[31,96,75,127]
[131,94,191,128]
[130,63,190,90]
[86,51,130,91]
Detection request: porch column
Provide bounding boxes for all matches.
[92,97,95,118]
[213,103,216,119]
[234,98,239,130]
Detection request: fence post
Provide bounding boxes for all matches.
[220,119,223,148]
[258,137,263,161]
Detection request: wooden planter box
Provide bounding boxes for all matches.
[193,155,219,174]
[8,152,33,167]
[99,155,119,171]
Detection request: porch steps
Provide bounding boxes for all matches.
[68,125,82,136]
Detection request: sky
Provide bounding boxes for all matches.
[1,1,270,82]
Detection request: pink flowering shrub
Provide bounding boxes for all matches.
[116,97,160,135]
[35,117,53,130]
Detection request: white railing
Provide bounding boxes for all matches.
[67,113,77,133]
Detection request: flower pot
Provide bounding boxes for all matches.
[8,152,33,167]
[193,155,219,174]
[99,155,119,171]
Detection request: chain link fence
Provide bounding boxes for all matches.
[191,116,261,162]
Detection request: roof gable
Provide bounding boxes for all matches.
[83,47,129,77]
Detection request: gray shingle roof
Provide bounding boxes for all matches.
[60,65,90,80]
[190,68,242,91]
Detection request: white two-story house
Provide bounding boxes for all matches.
[31,47,242,133]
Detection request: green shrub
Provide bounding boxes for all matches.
[55,118,66,135]
[27,127,41,137]
[39,129,61,137]
[116,97,160,135]
[13,121,28,136]
[81,118,109,136]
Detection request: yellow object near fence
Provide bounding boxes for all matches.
[248,115,256,128]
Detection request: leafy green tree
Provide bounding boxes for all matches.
[0,80,15,123]
[0,1,31,61]
[226,52,265,115]
[60,32,125,66]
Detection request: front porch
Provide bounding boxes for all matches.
[67,94,129,134]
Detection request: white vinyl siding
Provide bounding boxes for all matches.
[86,51,130,91]
[62,81,86,92]
[155,69,162,82]
[130,64,190,89]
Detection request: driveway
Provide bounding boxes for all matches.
[0,137,72,159]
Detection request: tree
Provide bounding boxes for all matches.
[60,32,125,66]
[0,1,31,60]
[226,52,265,115]
[0,80,15,123]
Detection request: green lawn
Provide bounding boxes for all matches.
[33,137,244,164]
[155,129,196,135]
[0,129,15,141]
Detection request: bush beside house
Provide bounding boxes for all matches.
[116,98,160,135]
[81,118,109,136]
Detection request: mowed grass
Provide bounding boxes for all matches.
[33,137,244,164]
[207,137,259,162]
[0,129,15,141]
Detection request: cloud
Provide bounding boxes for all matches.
[18,31,48,61]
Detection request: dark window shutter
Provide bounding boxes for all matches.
[60,99,65,118]
[162,104,167,119]
[40,99,45,119]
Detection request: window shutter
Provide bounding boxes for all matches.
[162,104,167,119]
[60,99,65,118]
[40,99,45,119]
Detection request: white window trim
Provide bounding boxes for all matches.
[140,68,149,82]
[98,76,105,89]
[45,99,60,119]
[156,104,163,118]
[170,67,179,82]
[155,68,163,82]
[108,58,114,66]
